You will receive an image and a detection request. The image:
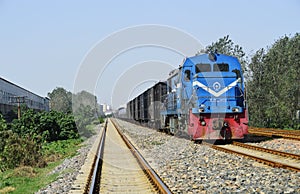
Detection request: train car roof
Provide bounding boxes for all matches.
[128,81,167,103]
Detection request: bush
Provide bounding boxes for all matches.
[0,110,80,171]
[0,130,46,171]
[99,117,105,124]
[0,114,7,130]
[10,110,79,142]
[42,138,83,160]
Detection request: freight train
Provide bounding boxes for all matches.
[125,52,248,140]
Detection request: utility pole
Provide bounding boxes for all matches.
[10,96,26,119]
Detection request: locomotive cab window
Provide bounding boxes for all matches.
[195,63,211,73]
[213,63,229,72]
[184,69,191,81]
[232,69,241,79]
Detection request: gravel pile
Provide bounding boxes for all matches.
[247,138,300,155]
[116,119,300,194]
[36,126,101,194]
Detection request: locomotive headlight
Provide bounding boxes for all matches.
[223,122,228,127]
[232,107,239,112]
[201,121,206,126]
[199,107,205,113]
[199,104,205,112]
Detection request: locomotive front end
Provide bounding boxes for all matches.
[185,53,248,140]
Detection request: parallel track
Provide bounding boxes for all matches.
[204,141,300,172]
[248,127,300,141]
[232,141,300,160]
[86,118,171,193]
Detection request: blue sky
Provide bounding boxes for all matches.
[0,0,299,108]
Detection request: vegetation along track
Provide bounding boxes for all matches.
[204,141,300,172]
[85,118,171,193]
[248,127,300,141]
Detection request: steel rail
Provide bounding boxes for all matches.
[203,142,300,172]
[248,128,300,141]
[84,120,107,194]
[232,141,300,160]
[111,118,172,194]
[250,127,300,135]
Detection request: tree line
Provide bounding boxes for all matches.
[0,88,102,171]
[205,33,300,129]
[48,88,103,134]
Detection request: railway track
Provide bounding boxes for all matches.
[84,118,171,193]
[204,141,300,172]
[248,127,300,141]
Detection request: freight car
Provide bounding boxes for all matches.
[127,81,167,129]
[126,52,248,140]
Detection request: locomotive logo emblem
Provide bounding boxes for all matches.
[213,82,221,91]
[193,78,241,97]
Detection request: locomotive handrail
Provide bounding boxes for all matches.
[162,93,178,110]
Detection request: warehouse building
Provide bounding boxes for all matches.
[0,77,49,118]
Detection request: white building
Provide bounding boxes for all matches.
[100,103,111,116]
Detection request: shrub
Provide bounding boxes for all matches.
[10,110,79,142]
[0,130,46,171]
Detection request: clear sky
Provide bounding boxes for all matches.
[0,0,299,109]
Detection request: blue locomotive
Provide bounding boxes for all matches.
[127,52,248,140]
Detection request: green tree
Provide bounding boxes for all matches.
[72,91,98,112]
[72,91,99,136]
[247,48,268,127]
[248,33,300,128]
[48,87,72,113]
[203,35,250,79]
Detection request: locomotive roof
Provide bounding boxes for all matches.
[184,53,242,71]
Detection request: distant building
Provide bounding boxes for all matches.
[0,77,49,117]
[99,103,111,116]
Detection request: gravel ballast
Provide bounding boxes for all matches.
[35,125,101,194]
[247,138,300,155]
[115,119,300,194]
[36,120,300,193]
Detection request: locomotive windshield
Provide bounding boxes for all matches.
[195,63,211,73]
[196,63,229,73]
[213,63,229,72]
[195,63,230,73]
